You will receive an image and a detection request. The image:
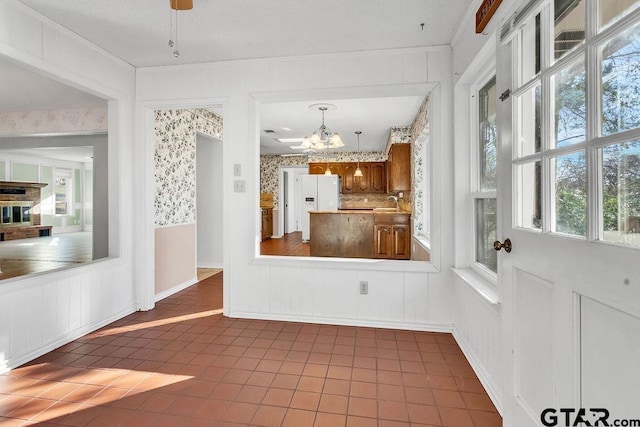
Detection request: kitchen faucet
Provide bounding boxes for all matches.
[388,195,399,210]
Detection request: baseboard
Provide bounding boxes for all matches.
[155,277,198,302]
[452,326,503,415]
[229,310,453,333]
[1,306,136,374]
[197,263,223,269]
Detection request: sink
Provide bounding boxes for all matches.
[373,207,398,212]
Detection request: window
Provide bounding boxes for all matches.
[474,76,498,274]
[55,168,72,215]
[512,0,640,248]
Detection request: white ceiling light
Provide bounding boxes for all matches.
[300,104,344,150]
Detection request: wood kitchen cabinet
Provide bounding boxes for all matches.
[309,162,385,194]
[308,163,327,175]
[261,208,273,241]
[369,162,386,192]
[341,163,356,193]
[386,143,411,192]
[373,213,411,259]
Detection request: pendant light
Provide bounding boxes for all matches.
[354,131,363,177]
[324,162,332,175]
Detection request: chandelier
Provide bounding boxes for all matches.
[299,104,345,150]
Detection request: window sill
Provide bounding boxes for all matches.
[452,267,500,308]
[253,255,439,273]
[414,234,431,252]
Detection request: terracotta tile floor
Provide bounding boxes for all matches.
[0,272,502,426]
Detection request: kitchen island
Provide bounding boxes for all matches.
[309,209,411,259]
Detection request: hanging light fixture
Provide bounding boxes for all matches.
[169,0,193,58]
[298,104,345,151]
[354,131,363,177]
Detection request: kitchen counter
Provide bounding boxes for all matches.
[309,210,412,259]
[316,209,411,214]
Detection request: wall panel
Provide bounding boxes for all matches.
[0,1,136,372]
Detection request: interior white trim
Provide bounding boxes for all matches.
[155,277,198,303]
[231,310,454,333]
[453,325,504,415]
[251,256,439,273]
[0,306,136,374]
[453,268,501,307]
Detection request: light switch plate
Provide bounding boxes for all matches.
[233,180,246,192]
[233,164,241,176]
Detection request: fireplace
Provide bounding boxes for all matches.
[0,181,52,241]
[1,202,34,226]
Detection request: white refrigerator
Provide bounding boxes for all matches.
[301,175,341,241]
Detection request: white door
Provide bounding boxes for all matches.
[497,3,640,426]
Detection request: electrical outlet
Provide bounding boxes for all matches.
[359,281,368,295]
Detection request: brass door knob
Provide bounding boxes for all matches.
[493,238,512,253]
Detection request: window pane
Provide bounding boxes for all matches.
[522,12,542,82]
[553,151,587,236]
[475,198,497,273]
[518,83,542,156]
[601,140,640,247]
[601,22,640,136]
[553,58,586,147]
[555,0,585,60]
[599,0,640,31]
[479,77,497,191]
[518,161,543,229]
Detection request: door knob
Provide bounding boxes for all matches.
[493,238,512,253]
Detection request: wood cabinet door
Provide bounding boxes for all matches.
[370,162,386,193]
[328,163,342,177]
[387,144,411,192]
[308,163,326,174]
[342,163,356,193]
[355,163,370,192]
[373,224,392,258]
[261,209,273,241]
[391,224,411,259]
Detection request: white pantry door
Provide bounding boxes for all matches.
[496,33,640,427]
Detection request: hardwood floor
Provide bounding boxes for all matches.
[261,231,310,257]
[0,231,92,280]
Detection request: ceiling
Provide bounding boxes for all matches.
[0,147,94,164]
[260,96,426,155]
[0,57,106,112]
[2,1,472,155]
[16,0,472,68]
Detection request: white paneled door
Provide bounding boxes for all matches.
[496,3,640,426]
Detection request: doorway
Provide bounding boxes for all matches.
[278,166,307,237]
[196,132,223,271]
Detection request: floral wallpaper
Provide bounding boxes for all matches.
[155,108,223,226]
[411,96,430,236]
[385,126,412,152]
[0,107,107,136]
[260,150,387,209]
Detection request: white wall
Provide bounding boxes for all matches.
[137,47,455,330]
[196,133,224,268]
[0,0,136,372]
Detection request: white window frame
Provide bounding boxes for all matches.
[470,69,499,283]
[510,0,640,249]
